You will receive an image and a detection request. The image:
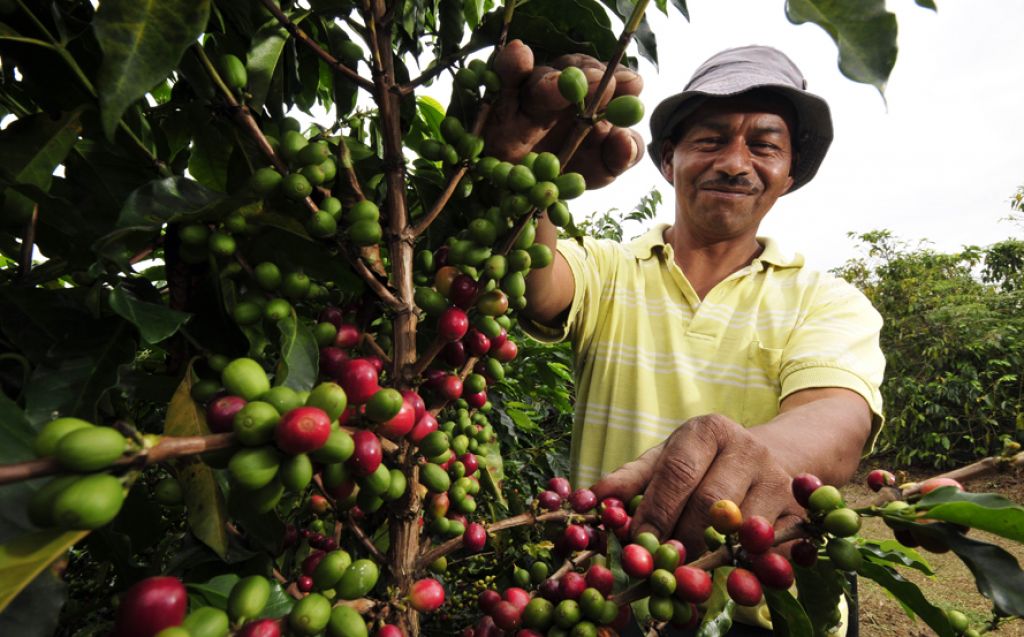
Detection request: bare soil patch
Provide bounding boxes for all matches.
[847,462,1024,636]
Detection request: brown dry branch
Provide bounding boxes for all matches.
[360,332,394,366]
[549,549,597,582]
[347,510,387,562]
[414,510,597,571]
[557,0,651,168]
[0,433,235,486]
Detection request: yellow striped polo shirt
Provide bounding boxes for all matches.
[524,223,885,488]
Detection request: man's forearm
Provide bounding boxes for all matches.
[750,388,873,488]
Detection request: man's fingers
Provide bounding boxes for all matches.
[631,426,718,540]
[520,67,573,121]
[590,443,663,502]
[493,39,534,94]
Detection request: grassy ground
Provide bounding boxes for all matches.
[847,462,1024,636]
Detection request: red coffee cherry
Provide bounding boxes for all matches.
[750,552,795,590]
[275,407,331,455]
[791,473,823,508]
[866,469,897,492]
[738,515,775,555]
[409,578,445,613]
[621,544,654,579]
[726,567,763,606]
[112,576,187,637]
[674,566,712,604]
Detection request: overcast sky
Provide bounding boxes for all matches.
[571,0,1024,272]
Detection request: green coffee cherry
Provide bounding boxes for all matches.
[52,473,125,530]
[34,417,94,458]
[220,54,247,90]
[55,427,126,472]
[228,575,271,622]
[558,67,588,103]
[604,95,645,127]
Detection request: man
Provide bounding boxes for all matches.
[486,42,884,635]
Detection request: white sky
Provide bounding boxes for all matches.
[571,0,1024,272]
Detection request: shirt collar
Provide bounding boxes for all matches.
[625,223,805,269]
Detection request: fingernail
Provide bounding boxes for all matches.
[628,138,639,164]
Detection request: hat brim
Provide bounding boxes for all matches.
[647,85,833,194]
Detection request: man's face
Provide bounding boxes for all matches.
[660,95,796,243]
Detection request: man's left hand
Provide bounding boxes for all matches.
[591,413,804,557]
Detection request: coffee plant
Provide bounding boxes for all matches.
[0,0,1022,636]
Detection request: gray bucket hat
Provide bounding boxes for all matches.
[647,45,833,193]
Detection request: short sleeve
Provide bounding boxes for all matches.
[519,237,619,357]
[779,278,887,453]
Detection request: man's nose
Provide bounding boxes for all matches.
[712,137,753,177]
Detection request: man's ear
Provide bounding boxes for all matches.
[659,140,675,184]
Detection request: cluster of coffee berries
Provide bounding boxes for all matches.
[28,417,132,530]
[228,265,326,328]
[108,572,423,637]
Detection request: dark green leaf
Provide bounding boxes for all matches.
[914,0,937,10]
[275,313,319,392]
[857,558,954,636]
[22,323,136,426]
[94,0,212,138]
[496,0,619,63]
[927,523,1024,617]
[916,486,1024,542]
[785,0,897,96]
[187,116,235,193]
[109,282,191,345]
[164,369,229,557]
[669,0,689,19]
[247,20,290,111]
[0,563,68,637]
[764,588,813,637]
[116,176,222,228]
[0,109,83,223]
[793,559,846,637]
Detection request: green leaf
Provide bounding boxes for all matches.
[914,0,937,10]
[506,408,541,433]
[0,529,88,614]
[109,282,191,345]
[785,0,898,97]
[94,0,212,139]
[23,323,136,426]
[697,567,736,637]
[668,0,689,19]
[275,313,319,392]
[793,559,846,637]
[246,20,290,111]
[187,573,293,618]
[918,523,1024,617]
[116,177,222,228]
[164,368,229,558]
[857,558,954,636]
[859,539,934,574]
[0,563,68,637]
[0,109,83,222]
[764,588,813,637]
[493,0,619,63]
[916,486,1024,542]
[0,392,35,463]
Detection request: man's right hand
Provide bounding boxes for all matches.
[486,39,646,189]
